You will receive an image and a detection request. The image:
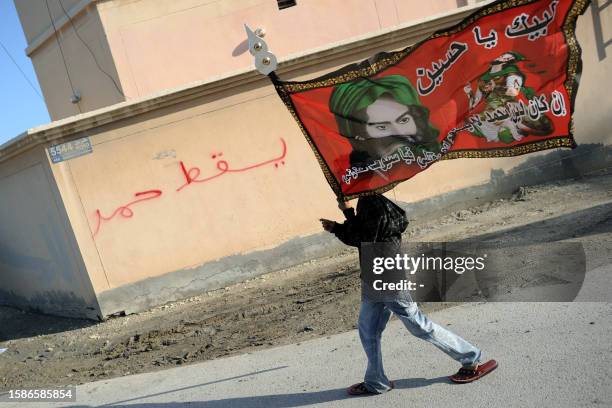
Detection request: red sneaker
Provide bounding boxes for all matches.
[450,359,498,383]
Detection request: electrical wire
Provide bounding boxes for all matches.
[44,0,81,113]
[0,40,43,100]
[57,0,125,98]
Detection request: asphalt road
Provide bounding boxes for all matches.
[3,279,610,408]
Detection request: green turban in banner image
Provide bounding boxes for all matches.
[329,74,439,147]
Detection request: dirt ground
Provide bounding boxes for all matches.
[1,172,611,391]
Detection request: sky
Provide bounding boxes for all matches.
[0,1,50,145]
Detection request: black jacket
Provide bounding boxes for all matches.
[332,194,408,248]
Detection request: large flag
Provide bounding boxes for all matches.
[270,0,590,200]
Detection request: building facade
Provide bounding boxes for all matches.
[14,0,479,120]
[1,0,610,319]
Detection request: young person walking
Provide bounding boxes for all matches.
[320,193,497,395]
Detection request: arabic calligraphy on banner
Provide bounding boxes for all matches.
[271,0,589,200]
[416,42,469,96]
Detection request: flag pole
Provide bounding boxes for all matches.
[244,24,279,83]
[243,24,345,202]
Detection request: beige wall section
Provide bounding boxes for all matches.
[15,0,465,119]
[5,3,609,317]
[53,3,610,294]
[0,145,100,319]
[54,82,339,290]
[46,149,111,295]
[14,0,124,120]
[96,0,461,99]
[573,0,612,144]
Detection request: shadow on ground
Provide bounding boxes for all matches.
[0,305,96,341]
[70,375,450,407]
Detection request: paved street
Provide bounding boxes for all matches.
[3,279,610,408]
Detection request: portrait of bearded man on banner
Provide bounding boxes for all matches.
[464,51,554,144]
[329,75,440,171]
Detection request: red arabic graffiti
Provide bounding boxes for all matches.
[92,190,163,237]
[177,137,287,191]
[92,138,287,238]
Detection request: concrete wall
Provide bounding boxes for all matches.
[51,3,612,317]
[47,78,344,316]
[97,0,462,99]
[15,0,467,119]
[4,2,610,318]
[0,145,100,319]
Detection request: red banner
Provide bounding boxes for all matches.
[272,0,590,200]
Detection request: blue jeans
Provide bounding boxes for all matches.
[358,297,482,393]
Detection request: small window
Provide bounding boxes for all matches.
[277,0,297,10]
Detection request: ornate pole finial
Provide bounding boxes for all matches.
[244,24,278,76]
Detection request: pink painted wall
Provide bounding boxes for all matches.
[15,0,464,119]
[98,0,461,99]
